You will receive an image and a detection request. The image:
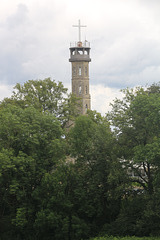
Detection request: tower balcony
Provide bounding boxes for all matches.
[69,41,91,62]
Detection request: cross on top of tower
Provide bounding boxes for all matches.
[73,19,86,42]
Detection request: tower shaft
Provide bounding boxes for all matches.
[69,41,91,114]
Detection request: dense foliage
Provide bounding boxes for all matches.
[91,237,160,240]
[1,79,160,239]
[1,78,81,128]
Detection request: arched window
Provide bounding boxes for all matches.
[79,85,82,94]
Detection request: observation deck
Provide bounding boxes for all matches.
[69,41,91,62]
[70,41,90,48]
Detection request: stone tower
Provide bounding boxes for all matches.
[69,20,91,115]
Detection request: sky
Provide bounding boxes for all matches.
[1,0,160,115]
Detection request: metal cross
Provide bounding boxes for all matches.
[73,19,86,42]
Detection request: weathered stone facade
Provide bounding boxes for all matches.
[69,41,91,115]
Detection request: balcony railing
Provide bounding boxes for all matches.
[70,41,90,48]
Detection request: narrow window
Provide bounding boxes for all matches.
[85,67,88,76]
[79,86,82,94]
[73,67,76,76]
[85,86,87,94]
[85,104,88,113]
[79,67,81,75]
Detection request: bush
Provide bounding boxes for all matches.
[90,236,160,240]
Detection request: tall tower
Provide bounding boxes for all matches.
[69,20,91,115]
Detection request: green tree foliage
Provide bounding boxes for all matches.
[24,111,125,240]
[2,78,160,239]
[0,78,80,128]
[106,83,160,237]
[68,112,127,238]
[32,163,91,240]
[0,82,124,239]
[0,104,65,239]
[108,84,160,195]
[90,237,160,240]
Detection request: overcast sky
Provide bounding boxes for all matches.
[1,0,160,114]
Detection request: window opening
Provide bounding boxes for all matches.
[85,67,88,76]
[79,67,82,75]
[73,67,76,76]
[85,104,88,113]
[85,86,87,94]
[78,50,83,55]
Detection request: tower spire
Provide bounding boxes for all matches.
[73,19,86,42]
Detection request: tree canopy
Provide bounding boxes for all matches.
[1,79,160,239]
[0,104,66,239]
[0,78,80,128]
[107,84,160,195]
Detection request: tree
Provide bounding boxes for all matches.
[67,112,127,237]
[0,104,65,239]
[0,78,80,128]
[107,84,160,195]
[4,78,67,112]
[27,111,125,240]
[33,163,91,240]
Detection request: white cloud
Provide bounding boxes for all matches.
[90,84,123,115]
[0,85,13,101]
